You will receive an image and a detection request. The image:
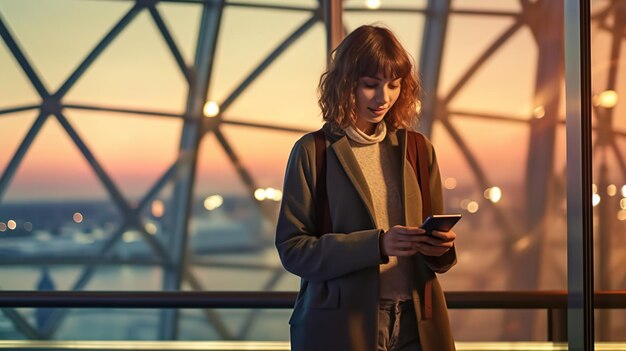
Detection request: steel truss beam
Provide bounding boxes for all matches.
[565,0,594,347]
[0,0,205,339]
[0,0,326,340]
[159,0,224,339]
[418,0,451,136]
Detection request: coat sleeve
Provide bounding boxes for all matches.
[423,138,458,274]
[275,137,386,283]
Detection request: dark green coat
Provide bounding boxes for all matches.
[276,124,457,351]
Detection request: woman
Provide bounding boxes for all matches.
[276,25,457,351]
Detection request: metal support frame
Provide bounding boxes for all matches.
[0,0,196,339]
[565,0,594,349]
[321,0,343,58]
[159,0,224,340]
[0,308,43,339]
[417,0,451,136]
[547,308,568,342]
[0,0,321,339]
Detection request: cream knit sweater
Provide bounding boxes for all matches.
[344,123,414,301]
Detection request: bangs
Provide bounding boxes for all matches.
[354,41,412,79]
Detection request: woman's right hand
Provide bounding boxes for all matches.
[379,225,427,257]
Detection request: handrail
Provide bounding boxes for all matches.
[1,290,625,343]
[0,290,625,309]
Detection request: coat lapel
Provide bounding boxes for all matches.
[330,136,377,226]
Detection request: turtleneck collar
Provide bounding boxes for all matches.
[343,122,387,145]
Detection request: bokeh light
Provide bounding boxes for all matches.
[594,90,618,108]
[203,101,220,117]
[607,184,617,197]
[592,194,601,207]
[366,0,381,10]
[204,195,224,211]
[444,177,457,190]
[467,201,479,213]
[151,200,165,218]
[254,187,282,201]
[73,212,84,224]
[145,222,157,235]
[484,187,502,203]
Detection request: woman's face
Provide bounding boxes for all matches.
[354,75,402,134]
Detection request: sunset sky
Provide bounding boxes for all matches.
[0,0,624,204]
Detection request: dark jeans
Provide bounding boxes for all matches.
[377,299,422,351]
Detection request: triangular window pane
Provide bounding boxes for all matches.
[4,116,109,202]
[155,2,202,67]
[220,125,301,195]
[219,21,325,131]
[0,111,38,175]
[65,11,187,114]
[0,32,41,107]
[190,132,265,254]
[65,109,182,201]
[444,17,536,120]
[0,0,133,92]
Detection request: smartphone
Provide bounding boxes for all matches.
[420,214,462,236]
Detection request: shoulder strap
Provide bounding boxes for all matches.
[406,130,434,320]
[406,131,432,219]
[313,129,332,236]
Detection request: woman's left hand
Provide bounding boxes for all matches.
[416,229,456,257]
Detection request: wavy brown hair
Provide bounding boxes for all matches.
[318,25,420,131]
